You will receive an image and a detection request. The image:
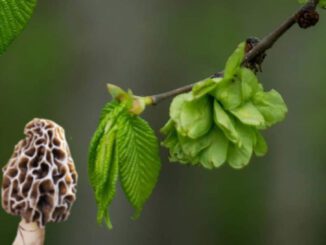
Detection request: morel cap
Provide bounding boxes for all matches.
[2,118,78,228]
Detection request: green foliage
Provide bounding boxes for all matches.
[0,0,37,55]
[298,0,326,8]
[88,101,125,229]
[117,113,161,219]
[223,42,246,81]
[320,0,326,8]
[170,93,212,139]
[253,90,288,128]
[162,42,288,169]
[89,40,288,231]
[88,91,161,228]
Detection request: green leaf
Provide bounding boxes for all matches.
[95,129,119,229]
[169,141,193,164]
[252,90,288,128]
[224,42,245,80]
[199,128,229,169]
[214,78,243,110]
[192,77,222,98]
[88,101,126,228]
[170,93,213,139]
[0,0,37,55]
[178,132,212,159]
[227,123,255,169]
[228,144,251,169]
[117,114,161,218]
[89,102,119,188]
[170,93,192,126]
[231,102,265,127]
[240,67,261,101]
[88,117,107,188]
[161,121,195,164]
[94,127,116,198]
[213,68,261,110]
[99,101,119,122]
[320,0,326,8]
[160,119,175,135]
[254,131,268,157]
[213,100,240,145]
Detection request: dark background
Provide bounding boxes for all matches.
[1,0,326,244]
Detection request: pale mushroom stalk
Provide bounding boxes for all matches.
[2,118,78,245]
[13,219,45,245]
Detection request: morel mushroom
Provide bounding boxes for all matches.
[1,118,78,245]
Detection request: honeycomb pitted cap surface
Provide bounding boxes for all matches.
[2,118,78,227]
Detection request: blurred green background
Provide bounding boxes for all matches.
[1,0,326,244]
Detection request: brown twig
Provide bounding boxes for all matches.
[147,83,195,105]
[148,0,320,105]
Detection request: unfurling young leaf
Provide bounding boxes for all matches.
[0,0,37,55]
[88,87,161,228]
[88,102,126,228]
[224,42,246,80]
[95,129,119,229]
[161,42,288,170]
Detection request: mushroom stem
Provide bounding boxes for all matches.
[13,219,45,245]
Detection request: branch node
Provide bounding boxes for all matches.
[244,37,267,73]
[295,5,319,29]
